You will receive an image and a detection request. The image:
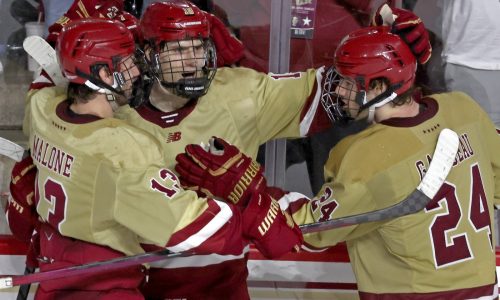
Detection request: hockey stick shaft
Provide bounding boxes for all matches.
[15,267,34,300]
[0,249,189,289]
[299,128,460,234]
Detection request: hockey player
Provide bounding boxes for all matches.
[114,1,434,299]
[113,1,330,298]
[176,26,500,299]
[16,18,302,300]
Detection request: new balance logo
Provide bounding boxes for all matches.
[166,132,182,143]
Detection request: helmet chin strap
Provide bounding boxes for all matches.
[83,72,125,103]
[356,83,401,123]
[367,91,397,123]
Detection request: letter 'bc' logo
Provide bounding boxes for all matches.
[151,169,181,199]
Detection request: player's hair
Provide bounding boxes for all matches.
[67,83,98,104]
[369,77,416,107]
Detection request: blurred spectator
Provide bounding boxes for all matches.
[416,0,500,127]
[439,0,500,127]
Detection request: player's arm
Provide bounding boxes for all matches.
[107,161,300,258]
[93,127,296,258]
[249,67,333,142]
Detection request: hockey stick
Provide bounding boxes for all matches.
[22,36,67,86]
[16,267,34,300]
[0,137,24,162]
[0,129,458,288]
[0,249,188,289]
[299,128,459,234]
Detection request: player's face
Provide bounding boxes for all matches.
[335,78,360,118]
[158,39,206,83]
[114,54,142,106]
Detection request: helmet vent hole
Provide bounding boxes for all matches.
[386,45,405,66]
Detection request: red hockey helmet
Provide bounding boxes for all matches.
[141,0,210,47]
[334,26,417,96]
[57,18,146,107]
[56,18,135,85]
[321,26,417,124]
[116,11,143,44]
[140,0,216,98]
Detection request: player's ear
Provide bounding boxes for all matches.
[370,79,388,96]
[98,67,114,85]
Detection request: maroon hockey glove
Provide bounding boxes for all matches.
[373,4,432,64]
[204,12,245,67]
[243,192,303,258]
[175,137,266,207]
[6,156,39,242]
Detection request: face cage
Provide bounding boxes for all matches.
[151,37,217,98]
[320,67,358,125]
[112,52,147,107]
[85,51,146,107]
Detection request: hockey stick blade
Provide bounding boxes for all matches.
[23,36,67,86]
[299,128,459,234]
[0,249,192,289]
[0,137,24,162]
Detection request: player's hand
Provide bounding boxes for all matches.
[6,156,39,242]
[175,137,267,207]
[242,192,303,258]
[373,4,431,64]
